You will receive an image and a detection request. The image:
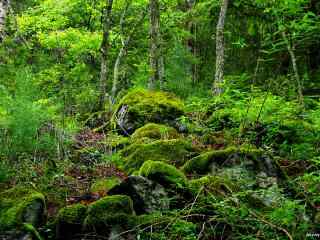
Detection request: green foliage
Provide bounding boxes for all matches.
[0,69,58,160]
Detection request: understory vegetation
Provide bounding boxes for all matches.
[1,0,320,239]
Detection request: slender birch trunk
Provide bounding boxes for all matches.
[213,0,229,95]
[111,5,146,101]
[99,0,113,110]
[0,0,10,42]
[281,31,304,105]
[148,0,162,90]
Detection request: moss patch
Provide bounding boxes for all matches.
[182,146,262,174]
[56,204,87,239]
[90,177,121,194]
[139,161,188,188]
[121,139,195,173]
[189,175,238,197]
[131,123,179,142]
[0,186,45,231]
[112,89,185,134]
[84,195,134,231]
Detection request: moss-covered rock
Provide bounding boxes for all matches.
[108,176,169,214]
[0,187,46,231]
[112,89,185,134]
[121,139,195,173]
[84,195,134,233]
[139,161,188,189]
[189,176,238,197]
[90,177,122,194]
[131,123,179,142]
[56,204,87,240]
[182,146,262,174]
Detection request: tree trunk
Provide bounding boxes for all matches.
[98,0,113,110]
[0,0,10,42]
[111,5,146,102]
[281,31,304,105]
[213,0,229,95]
[148,0,162,90]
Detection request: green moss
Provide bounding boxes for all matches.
[182,146,262,174]
[131,123,179,142]
[139,161,187,188]
[57,204,87,225]
[84,195,134,230]
[189,176,238,197]
[121,139,194,173]
[90,177,121,193]
[0,187,45,231]
[112,89,185,133]
[56,204,87,239]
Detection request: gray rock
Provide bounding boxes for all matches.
[108,176,169,214]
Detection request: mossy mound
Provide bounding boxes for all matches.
[182,146,263,174]
[131,123,179,142]
[113,89,185,134]
[121,139,195,173]
[56,204,87,239]
[189,175,239,197]
[139,161,188,188]
[84,195,134,232]
[0,187,46,231]
[90,177,122,194]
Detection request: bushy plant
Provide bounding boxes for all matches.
[0,69,58,160]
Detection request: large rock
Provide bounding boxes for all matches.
[84,195,135,235]
[108,176,169,214]
[0,187,46,231]
[56,204,87,240]
[0,187,46,240]
[112,89,185,135]
[181,146,279,177]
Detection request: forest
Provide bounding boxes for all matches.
[0,0,320,239]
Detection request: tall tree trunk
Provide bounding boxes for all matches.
[112,5,146,102]
[281,31,304,105]
[213,0,229,95]
[0,0,10,42]
[148,0,162,90]
[99,0,113,110]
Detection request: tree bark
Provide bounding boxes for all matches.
[111,5,146,102]
[213,0,229,95]
[281,31,304,105]
[148,0,163,90]
[0,0,10,42]
[98,0,113,110]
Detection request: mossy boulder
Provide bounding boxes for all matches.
[131,123,179,142]
[112,89,185,134]
[121,139,195,173]
[108,176,169,214]
[182,146,263,175]
[189,176,238,197]
[139,161,187,189]
[84,195,134,233]
[90,177,122,194]
[56,204,87,239]
[0,187,46,232]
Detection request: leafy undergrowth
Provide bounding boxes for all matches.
[1,89,320,239]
